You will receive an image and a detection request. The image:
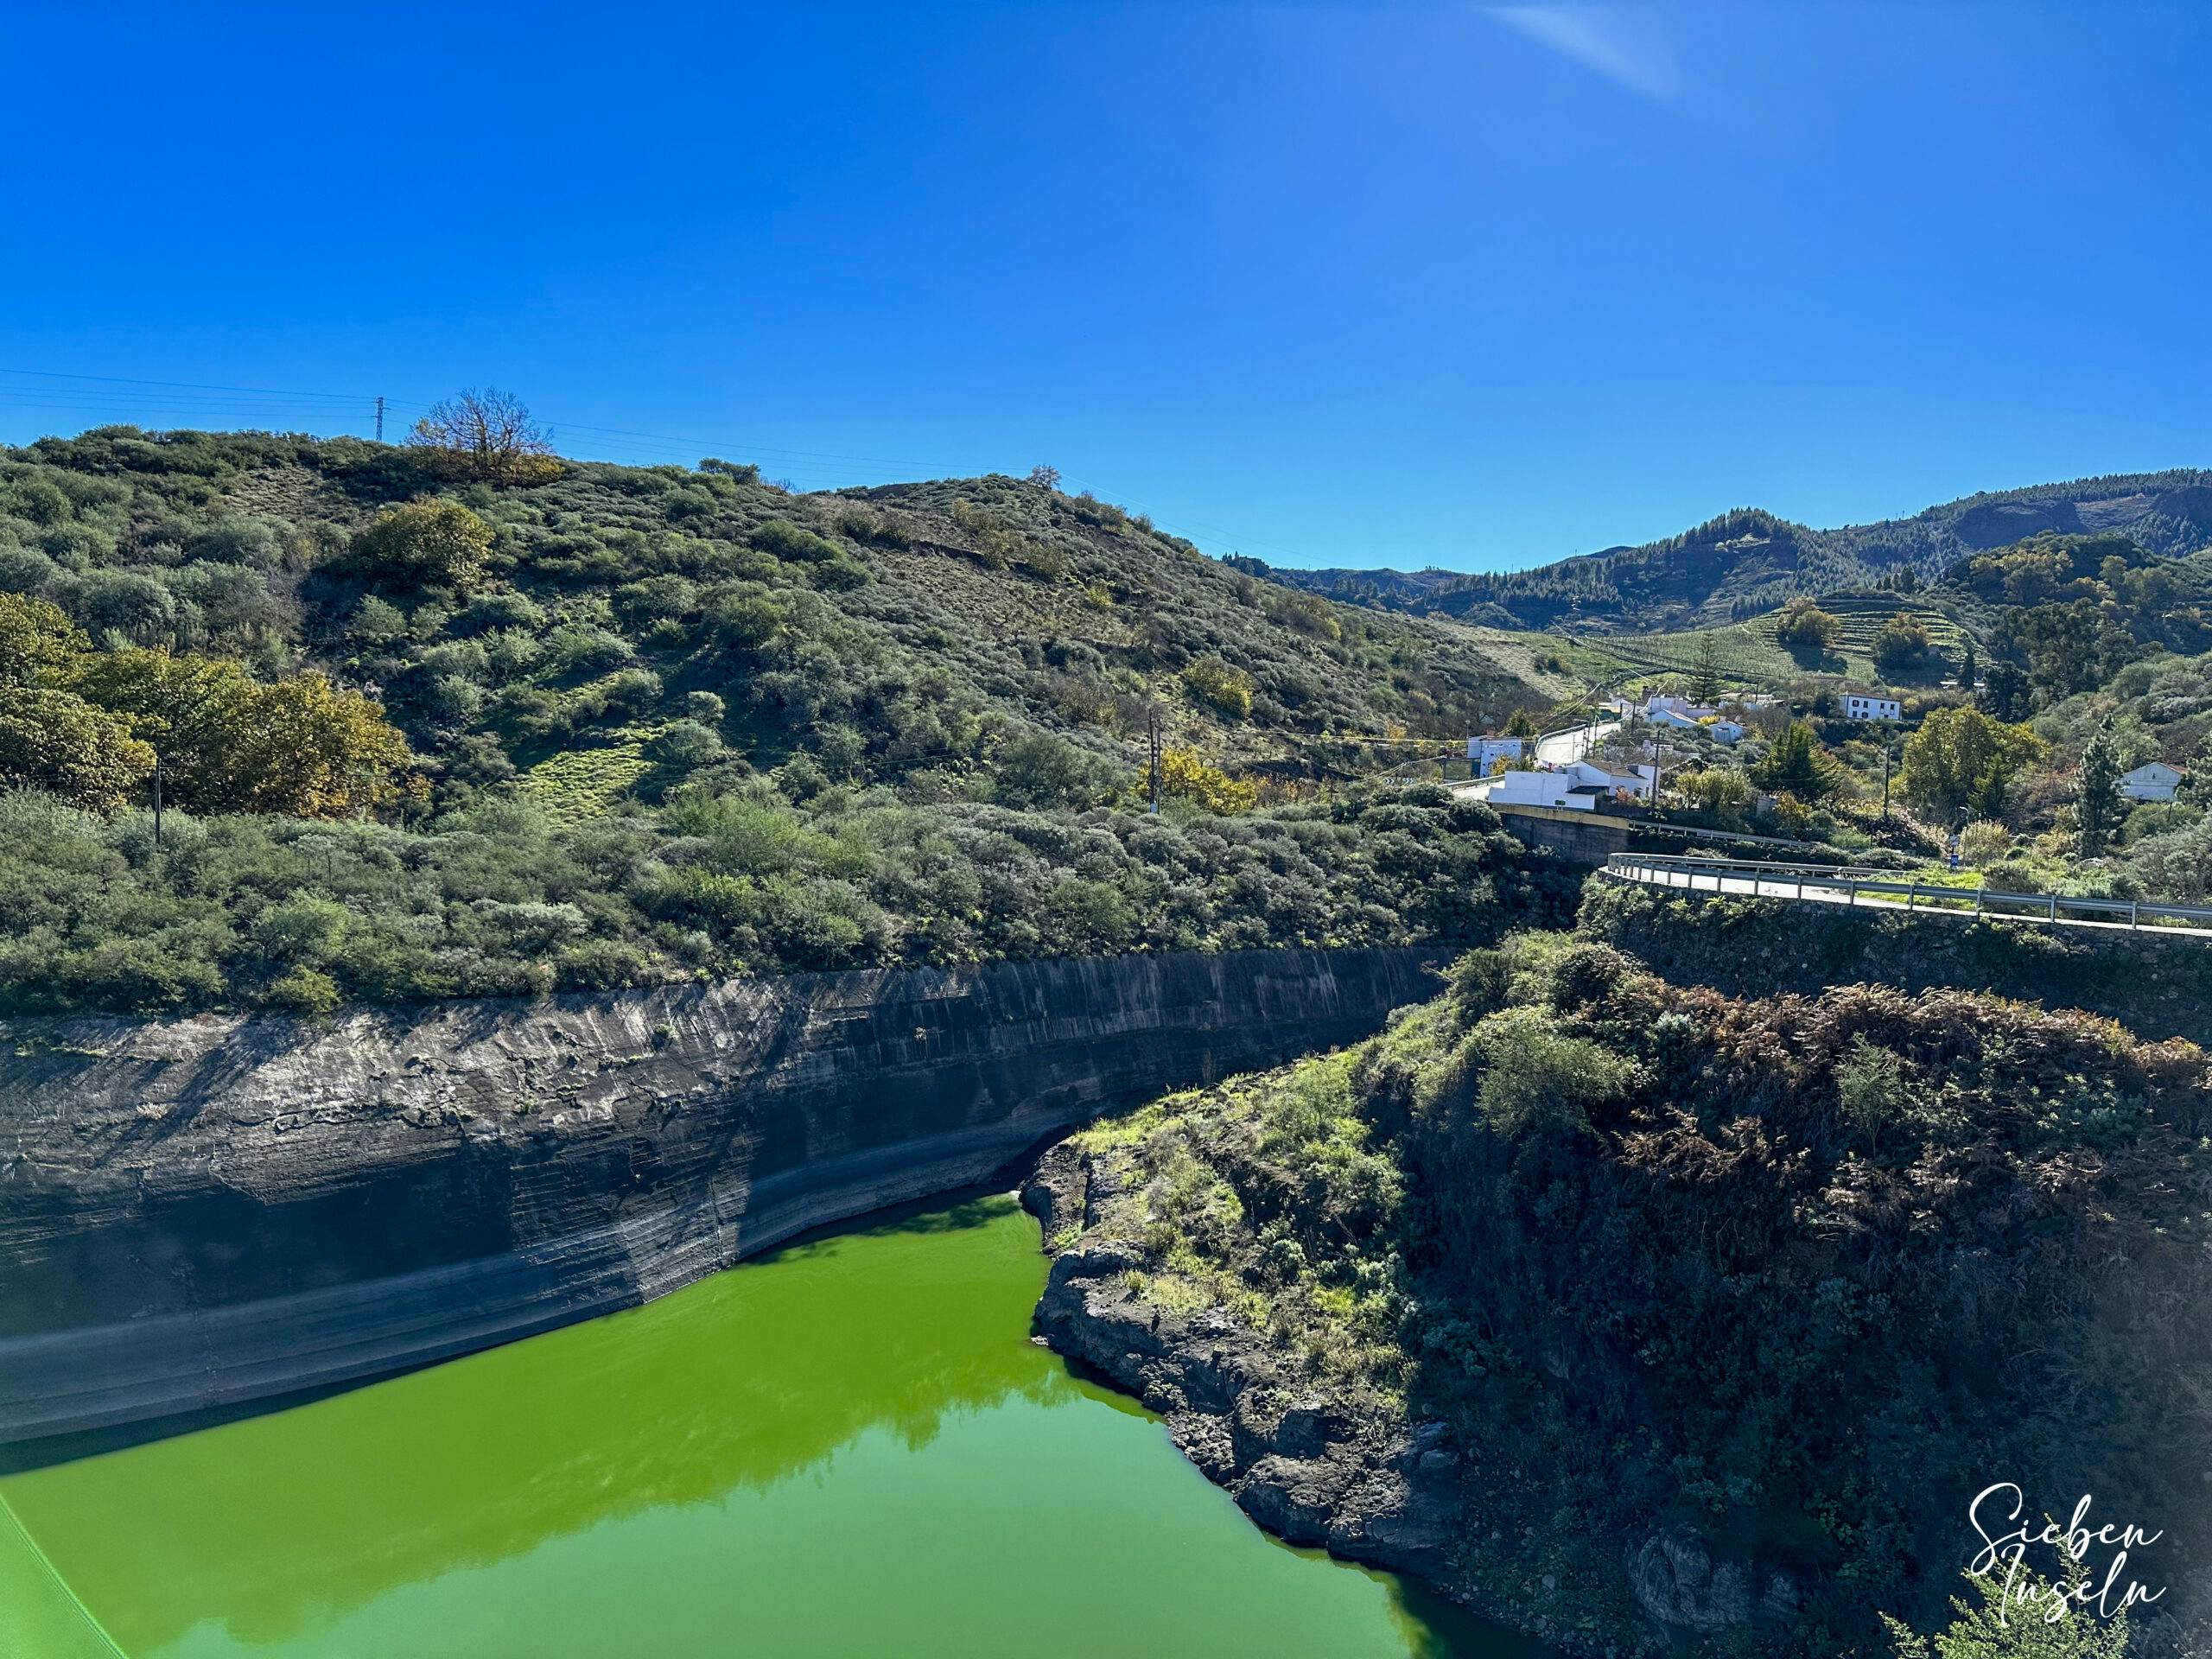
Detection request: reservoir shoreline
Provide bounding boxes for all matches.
[0,944,1447,1446]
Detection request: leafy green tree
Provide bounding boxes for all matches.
[349,499,495,593]
[1751,720,1840,801]
[0,688,156,812]
[0,594,87,686]
[1503,706,1541,739]
[1885,1561,2129,1658]
[76,649,413,817]
[1181,656,1255,720]
[1899,706,2048,819]
[1774,597,1843,652]
[2075,733,2124,857]
[1872,613,1934,677]
[1470,1004,1638,1136]
[2183,730,2212,805]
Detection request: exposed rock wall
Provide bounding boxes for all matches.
[0,946,1446,1443]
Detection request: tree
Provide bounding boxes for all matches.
[1872,613,1934,678]
[75,649,413,817]
[348,499,495,593]
[406,388,561,482]
[1027,464,1061,490]
[0,594,87,686]
[1689,632,1721,703]
[2183,729,2212,804]
[2075,733,2125,857]
[1980,659,2031,722]
[0,688,156,812]
[1751,720,1840,801]
[1898,706,2047,820]
[1885,1560,2129,1659]
[1503,706,1541,739]
[1958,640,1978,691]
[1774,597,1843,653]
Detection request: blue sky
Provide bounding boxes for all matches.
[3,2,2206,570]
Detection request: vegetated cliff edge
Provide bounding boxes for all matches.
[1580,876,2212,1046]
[0,945,1446,1446]
[1022,934,2212,1658]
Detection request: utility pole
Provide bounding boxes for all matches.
[151,752,163,849]
[1147,705,1162,814]
[374,396,385,442]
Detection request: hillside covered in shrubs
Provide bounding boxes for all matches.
[1042,931,2210,1655]
[0,427,1554,1015]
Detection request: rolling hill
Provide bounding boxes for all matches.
[1240,468,2212,633]
[0,427,1557,1016]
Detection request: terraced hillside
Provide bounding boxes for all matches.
[1554,593,1970,690]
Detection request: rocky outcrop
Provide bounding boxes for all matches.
[1023,1145,1465,1582]
[1026,1141,1809,1659]
[0,946,1446,1444]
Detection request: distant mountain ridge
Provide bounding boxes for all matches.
[1237,469,2212,632]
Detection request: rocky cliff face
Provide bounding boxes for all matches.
[0,946,1446,1444]
[1022,1144,1470,1583]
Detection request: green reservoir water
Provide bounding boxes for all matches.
[0,1196,1547,1659]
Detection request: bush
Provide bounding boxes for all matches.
[1470,1004,1638,1136]
[348,499,495,593]
[1958,820,2012,865]
[751,518,841,563]
[1181,656,1255,720]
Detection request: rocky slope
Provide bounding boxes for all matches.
[0,944,1446,1445]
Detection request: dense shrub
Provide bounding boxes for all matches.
[0,430,1557,1014]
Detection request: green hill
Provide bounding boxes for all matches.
[0,427,1555,1015]
[1244,470,2212,632]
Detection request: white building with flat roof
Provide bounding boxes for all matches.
[1467,735,1529,773]
[1842,694,1902,722]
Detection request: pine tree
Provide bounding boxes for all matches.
[1751,720,1840,801]
[1960,641,1978,691]
[1690,632,1722,704]
[2076,733,2124,857]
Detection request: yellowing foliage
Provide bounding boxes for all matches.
[1159,746,1257,813]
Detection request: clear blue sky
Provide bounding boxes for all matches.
[3,2,2206,571]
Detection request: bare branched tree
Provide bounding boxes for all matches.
[406,388,561,482]
[1027,464,1061,491]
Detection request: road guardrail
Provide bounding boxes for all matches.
[1603,852,2212,936]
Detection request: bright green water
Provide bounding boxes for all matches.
[0,1196,1546,1659]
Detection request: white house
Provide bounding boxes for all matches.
[2120,762,2183,803]
[1641,706,1744,744]
[1842,695,1902,722]
[1467,735,1529,772]
[1475,760,1654,811]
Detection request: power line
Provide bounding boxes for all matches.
[0,364,1340,563]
